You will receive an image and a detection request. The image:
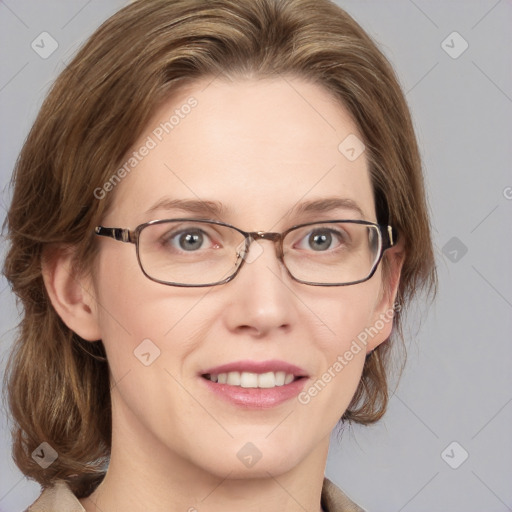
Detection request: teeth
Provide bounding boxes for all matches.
[227,371,241,386]
[274,371,286,386]
[240,372,258,388]
[204,371,298,388]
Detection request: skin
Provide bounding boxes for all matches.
[44,76,403,512]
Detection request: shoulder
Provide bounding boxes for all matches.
[24,480,85,512]
[321,477,366,512]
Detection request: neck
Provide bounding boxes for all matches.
[80,401,330,512]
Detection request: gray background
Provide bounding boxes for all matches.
[0,1,511,511]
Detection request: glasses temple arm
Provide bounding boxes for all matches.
[380,225,395,251]
[94,226,135,243]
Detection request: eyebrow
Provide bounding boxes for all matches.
[145,198,227,217]
[145,196,366,220]
[289,197,366,220]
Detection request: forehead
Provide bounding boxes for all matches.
[105,76,376,227]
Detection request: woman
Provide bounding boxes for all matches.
[3,0,436,510]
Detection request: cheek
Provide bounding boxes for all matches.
[90,252,224,442]
[297,279,383,411]
[308,275,382,352]
[94,281,215,373]
[91,245,205,371]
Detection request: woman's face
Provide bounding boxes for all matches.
[88,76,398,479]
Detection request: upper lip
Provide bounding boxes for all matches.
[201,359,308,377]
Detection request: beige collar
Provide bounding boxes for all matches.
[27,477,365,512]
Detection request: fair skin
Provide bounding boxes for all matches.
[43,76,403,512]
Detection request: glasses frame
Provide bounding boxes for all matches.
[94,218,395,287]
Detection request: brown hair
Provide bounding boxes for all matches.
[2,0,436,498]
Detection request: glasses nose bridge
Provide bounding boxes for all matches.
[247,230,284,259]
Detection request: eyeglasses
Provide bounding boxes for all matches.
[94,218,395,287]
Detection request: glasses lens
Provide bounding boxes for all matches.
[282,221,382,285]
[136,220,383,286]
[138,220,246,285]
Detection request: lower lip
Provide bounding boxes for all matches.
[200,376,308,409]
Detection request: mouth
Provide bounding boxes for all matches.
[199,360,309,408]
[201,371,306,389]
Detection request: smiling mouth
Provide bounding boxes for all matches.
[202,371,305,389]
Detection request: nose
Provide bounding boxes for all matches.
[222,238,297,338]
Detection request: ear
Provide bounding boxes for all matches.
[41,246,102,342]
[364,239,405,353]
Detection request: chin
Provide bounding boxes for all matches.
[203,458,299,480]
[196,440,306,479]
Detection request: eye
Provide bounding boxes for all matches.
[161,227,217,252]
[177,229,205,251]
[295,228,345,252]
